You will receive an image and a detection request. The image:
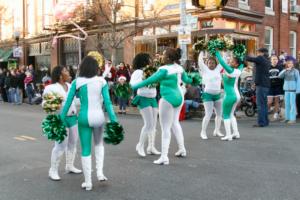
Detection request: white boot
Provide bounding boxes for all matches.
[200,131,208,140]
[95,146,107,181]
[174,138,187,157]
[154,139,170,165]
[147,132,161,155]
[65,149,82,174]
[49,150,63,181]
[136,131,147,157]
[81,156,92,191]
[221,119,233,141]
[213,116,224,137]
[231,117,240,139]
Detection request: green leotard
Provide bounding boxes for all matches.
[132,64,192,108]
[61,77,117,156]
[216,51,243,120]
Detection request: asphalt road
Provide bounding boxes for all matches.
[0,103,300,200]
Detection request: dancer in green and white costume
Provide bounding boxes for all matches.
[43,66,82,181]
[130,53,160,157]
[215,51,244,141]
[132,48,193,165]
[61,56,118,191]
[198,52,224,140]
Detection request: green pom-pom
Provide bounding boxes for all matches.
[207,39,226,56]
[41,114,67,143]
[233,44,247,61]
[188,72,201,86]
[104,122,125,145]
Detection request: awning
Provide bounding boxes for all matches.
[133,29,259,44]
[0,49,13,62]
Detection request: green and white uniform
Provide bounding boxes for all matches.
[216,51,243,141]
[42,83,82,181]
[198,52,223,139]
[130,69,160,156]
[132,63,193,165]
[61,76,118,190]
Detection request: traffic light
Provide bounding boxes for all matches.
[192,0,205,8]
[217,0,228,8]
[192,0,228,8]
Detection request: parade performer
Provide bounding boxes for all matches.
[132,48,196,165]
[198,51,223,140]
[130,53,160,157]
[42,66,82,181]
[61,56,119,191]
[215,51,244,141]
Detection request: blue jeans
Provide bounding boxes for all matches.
[26,86,35,104]
[185,100,200,113]
[118,98,127,111]
[9,88,18,104]
[256,86,269,126]
[285,91,296,121]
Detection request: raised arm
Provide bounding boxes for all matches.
[131,69,167,90]
[198,51,207,73]
[215,51,234,74]
[102,83,118,123]
[278,69,286,79]
[60,80,77,120]
[245,56,260,63]
[182,71,193,84]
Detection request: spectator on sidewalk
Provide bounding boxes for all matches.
[278,57,300,124]
[17,67,26,104]
[4,71,12,103]
[114,76,131,114]
[9,70,20,105]
[246,48,271,127]
[116,62,130,82]
[240,62,253,89]
[268,55,284,120]
[184,84,200,118]
[0,68,8,102]
[24,71,35,105]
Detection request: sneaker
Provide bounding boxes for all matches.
[280,119,289,123]
[287,120,296,124]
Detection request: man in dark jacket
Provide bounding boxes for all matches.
[246,48,271,127]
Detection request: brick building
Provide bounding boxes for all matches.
[0,0,299,77]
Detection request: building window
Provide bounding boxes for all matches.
[265,0,273,9]
[239,0,250,10]
[289,31,297,58]
[265,27,273,55]
[143,0,154,11]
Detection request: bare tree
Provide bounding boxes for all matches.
[90,0,164,65]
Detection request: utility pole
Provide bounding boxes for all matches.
[179,0,187,65]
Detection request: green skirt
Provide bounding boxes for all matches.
[132,96,158,109]
[202,92,222,102]
[65,115,77,128]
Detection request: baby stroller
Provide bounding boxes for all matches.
[240,76,256,117]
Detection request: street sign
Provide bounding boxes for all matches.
[165,4,179,10]
[178,25,192,45]
[186,14,198,30]
[13,47,22,58]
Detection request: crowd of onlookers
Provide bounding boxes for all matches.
[182,50,300,124]
[1,52,300,124]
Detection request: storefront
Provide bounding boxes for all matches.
[28,42,51,82]
[0,48,13,69]
[133,16,259,61]
[62,38,80,71]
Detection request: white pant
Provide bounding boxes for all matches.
[159,99,185,158]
